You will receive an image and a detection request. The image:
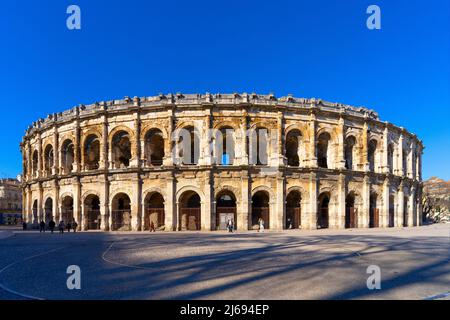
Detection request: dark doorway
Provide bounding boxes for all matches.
[216,192,237,230]
[317,193,329,229]
[345,193,358,228]
[180,191,201,231]
[369,194,379,228]
[286,191,301,229]
[251,191,270,229]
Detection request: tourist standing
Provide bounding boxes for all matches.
[22,221,27,231]
[259,218,265,233]
[58,221,65,234]
[39,220,46,233]
[48,220,56,234]
[72,221,78,233]
[150,221,156,232]
[66,222,72,233]
[227,218,234,233]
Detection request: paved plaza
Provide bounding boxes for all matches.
[0,224,449,300]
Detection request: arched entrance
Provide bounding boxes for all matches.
[44,198,53,223]
[251,191,270,229]
[111,193,132,231]
[216,191,237,230]
[84,195,101,230]
[317,193,329,229]
[179,191,201,231]
[369,193,379,228]
[286,190,301,229]
[61,196,74,223]
[144,192,165,230]
[345,192,357,228]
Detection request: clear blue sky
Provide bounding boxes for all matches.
[0,0,449,180]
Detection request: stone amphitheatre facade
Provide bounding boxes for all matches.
[20,93,423,231]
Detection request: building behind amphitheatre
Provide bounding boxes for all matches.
[20,93,423,231]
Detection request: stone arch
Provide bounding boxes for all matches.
[43,143,54,177]
[108,125,135,143]
[176,185,205,204]
[251,189,271,230]
[344,135,358,170]
[143,190,165,231]
[83,193,101,230]
[345,190,362,228]
[215,189,237,231]
[110,192,132,231]
[174,125,200,165]
[110,129,133,169]
[369,192,380,228]
[285,129,303,167]
[286,189,302,229]
[212,125,236,165]
[60,138,75,174]
[143,128,165,166]
[214,185,241,203]
[140,125,169,141]
[60,194,74,223]
[285,124,309,141]
[317,191,330,229]
[43,197,53,223]
[82,132,101,170]
[178,189,202,231]
[316,129,336,169]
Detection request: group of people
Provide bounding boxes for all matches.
[38,220,78,234]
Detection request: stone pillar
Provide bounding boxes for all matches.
[163,111,174,166]
[336,116,346,169]
[132,175,141,231]
[73,177,82,230]
[397,182,404,227]
[37,133,43,178]
[38,183,43,222]
[382,125,389,174]
[239,114,249,165]
[202,173,212,230]
[240,170,250,230]
[407,142,414,179]
[102,174,110,231]
[164,175,176,231]
[73,119,81,173]
[274,112,285,166]
[398,134,404,176]
[130,109,141,168]
[308,110,317,168]
[53,180,60,222]
[308,172,318,229]
[336,173,346,229]
[381,177,390,227]
[408,185,415,227]
[360,176,370,228]
[53,127,59,176]
[275,174,285,230]
[361,121,369,172]
[101,114,109,170]
[417,183,423,226]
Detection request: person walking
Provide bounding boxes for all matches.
[66,221,72,233]
[48,220,56,234]
[259,218,265,233]
[227,218,234,233]
[58,221,65,234]
[72,221,78,233]
[39,220,46,233]
[22,221,27,231]
[150,221,156,232]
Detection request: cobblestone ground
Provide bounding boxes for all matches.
[0,224,449,300]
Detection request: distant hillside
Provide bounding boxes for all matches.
[423,177,450,223]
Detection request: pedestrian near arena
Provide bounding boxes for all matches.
[39,220,46,233]
[150,221,156,232]
[72,221,78,232]
[58,221,65,234]
[48,220,56,234]
[66,222,72,233]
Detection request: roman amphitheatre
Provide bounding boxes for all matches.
[20,93,423,232]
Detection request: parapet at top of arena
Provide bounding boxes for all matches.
[25,92,380,134]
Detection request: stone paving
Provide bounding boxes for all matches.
[0,224,449,300]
